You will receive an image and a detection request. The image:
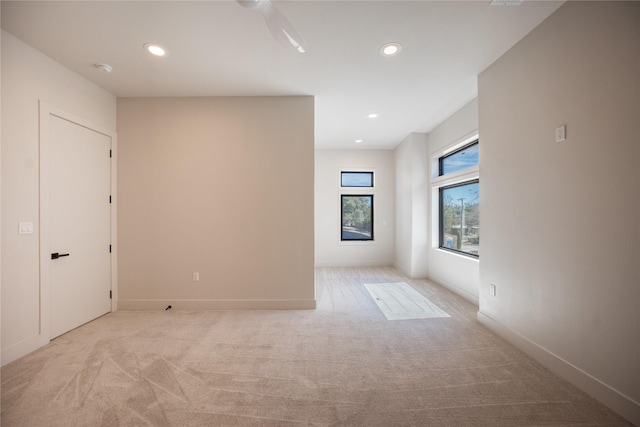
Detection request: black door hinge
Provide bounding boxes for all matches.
[109,195,112,204]
[109,245,112,253]
[109,290,112,299]
[109,149,112,158]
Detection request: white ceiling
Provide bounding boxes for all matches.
[1,0,563,149]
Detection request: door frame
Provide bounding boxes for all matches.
[39,101,118,342]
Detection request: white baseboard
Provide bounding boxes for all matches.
[428,273,479,306]
[2,333,49,366]
[118,299,316,311]
[392,261,411,277]
[314,260,392,268]
[477,311,640,426]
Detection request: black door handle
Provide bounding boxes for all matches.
[51,252,70,260]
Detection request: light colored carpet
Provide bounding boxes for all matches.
[1,267,633,426]
[364,282,450,320]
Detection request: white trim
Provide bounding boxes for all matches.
[432,131,479,158]
[110,128,119,311]
[316,259,391,268]
[430,132,479,180]
[338,168,376,189]
[433,248,480,263]
[338,192,376,244]
[337,167,377,244]
[39,103,52,344]
[430,167,480,188]
[430,132,480,256]
[38,101,118,349]
[477,311,640,426]
[1,334,50,366]
[118,299,317,311]
[427,271,479,306]
[337,240,378,246]
[392,260,412,278]
[337,190,378,246]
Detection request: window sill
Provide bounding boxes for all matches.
[431,166,479,186]
[434,247,479,262]
[339,240,377,246]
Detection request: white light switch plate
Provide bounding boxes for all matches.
[19,222,34,235]
[556,125,566,142]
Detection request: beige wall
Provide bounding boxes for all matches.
[478,2,639,423]
[1,31,116,364]
[117,97,315,309]
[1,14,3,402]
[315,149,395,267]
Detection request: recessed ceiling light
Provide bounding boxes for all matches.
[95,63,113,73]
[144,43,167,57]
[355,139,363,144]
[367,113,379,119]
[380,42,402,57]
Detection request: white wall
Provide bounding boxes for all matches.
[393,102,479,304]
[394,133,429,278]
[478,2,639,423]
[1,31,116,364]
[315,150,394,267]
[117,97,315,309]
[425,99,480,304]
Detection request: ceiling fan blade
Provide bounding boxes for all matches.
[238,0,307,53]
[260,1,307,53]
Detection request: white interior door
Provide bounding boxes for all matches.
[49,115,112,338]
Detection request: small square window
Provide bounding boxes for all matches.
[341,171,373,187]
[341,195,373,241]
[439,141,479,176]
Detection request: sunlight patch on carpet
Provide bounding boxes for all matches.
[364,282,451,320]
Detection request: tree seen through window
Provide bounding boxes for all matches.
[341,195,373,241]
[440,181,479,257]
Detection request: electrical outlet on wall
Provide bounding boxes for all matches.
[489,284,497,296]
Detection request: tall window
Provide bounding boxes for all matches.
[436,139,479,257]
[340,170,374,241]
[341,195,374,241]
[439,181,479,256]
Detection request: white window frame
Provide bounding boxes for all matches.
[338,168,377,245]
[430,133,479,258]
